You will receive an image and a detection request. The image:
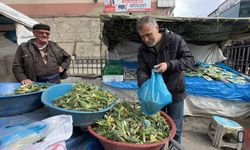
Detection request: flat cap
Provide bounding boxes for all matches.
[33,23,50,31]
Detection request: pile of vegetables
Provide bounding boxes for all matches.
[93,102,171,144]
[103,60,124,75]
[14,83,51,94]
[185,64,248,83]
[53,82,117,112]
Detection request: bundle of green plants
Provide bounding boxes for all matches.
[93,102,171,144]
[54,81,117,111]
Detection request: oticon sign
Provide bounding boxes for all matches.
[104,0,151,12]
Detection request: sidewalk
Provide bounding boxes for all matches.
[183,116,250,150]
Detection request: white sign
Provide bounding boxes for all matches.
[104,0,151,12]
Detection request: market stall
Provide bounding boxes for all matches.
[100,14,250,118]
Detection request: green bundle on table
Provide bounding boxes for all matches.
[185,64,248,83]
[103,60,124,75]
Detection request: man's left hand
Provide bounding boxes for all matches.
[59,66,64,73]
[154,62,168,73]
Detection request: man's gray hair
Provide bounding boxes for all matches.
[136,16,158,31]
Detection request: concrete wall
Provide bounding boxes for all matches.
[33,15,106,58]
[32,12,167,58]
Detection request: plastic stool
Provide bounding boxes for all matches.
[208,116,243,150]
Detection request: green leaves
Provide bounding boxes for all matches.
[14,83,52,94]
[53,81,117,112]
[93,102,171,144]
[185,64,248,83]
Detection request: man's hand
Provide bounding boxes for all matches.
[21,79,33,85]
[59,66,64,73]
[154,62,168,73]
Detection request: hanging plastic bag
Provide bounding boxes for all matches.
[138,71,172,115]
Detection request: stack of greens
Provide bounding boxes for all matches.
[53,82,116,112]
[15,83,51,94]
[185,65,248,83]
[103,60,124,75]
[93,102,171,144]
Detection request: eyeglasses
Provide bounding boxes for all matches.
[35,30,50,36]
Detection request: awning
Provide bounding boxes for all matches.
[100,14,250,50]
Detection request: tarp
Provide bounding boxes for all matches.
[184,95,250,118]
[100,14,250,50]
[104,76,250,102]
[187,43,226,64]
[185,77,250,102]
[102,82,250,118]
[109,40,141,61]
[0,2,38,44]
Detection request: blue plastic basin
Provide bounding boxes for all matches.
[0,82,43,117]
[41,83,115,127]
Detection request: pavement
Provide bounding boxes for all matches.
[182,116,250,150]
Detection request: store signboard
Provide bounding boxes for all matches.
[104,0,151,12]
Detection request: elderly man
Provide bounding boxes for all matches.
[12,23,71,84]
[136,16,195,143]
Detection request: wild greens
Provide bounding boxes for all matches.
[54,82,116,112]
[93,102,171,144]
[14,83,51,94]
[185,64,248,83]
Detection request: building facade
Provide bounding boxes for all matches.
[209,0,250,17]
[1,0,175,78]
[1,0,175,16]
[1,0,176,60]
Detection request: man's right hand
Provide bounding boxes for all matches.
[21,79,33,85]
[154,62,168,73]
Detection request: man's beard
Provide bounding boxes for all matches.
[145,41,157,47]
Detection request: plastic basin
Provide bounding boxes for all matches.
[87,111,176,150]
[0,82,43,117]
[41,83,115,127]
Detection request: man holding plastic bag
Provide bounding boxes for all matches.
[136,16,195,144]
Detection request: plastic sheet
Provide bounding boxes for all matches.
[103,80,138,89]
[0,108,104,150]
[188,43,226,64]
[103,75,250,102]
[184,95,250,118]
[0,115,73,150]
[215,63,240,75]
[185,76,250,102]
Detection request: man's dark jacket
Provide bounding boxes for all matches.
[137,31,195,102]
[12,39,71,82]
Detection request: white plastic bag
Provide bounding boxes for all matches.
[0,115,73,150]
